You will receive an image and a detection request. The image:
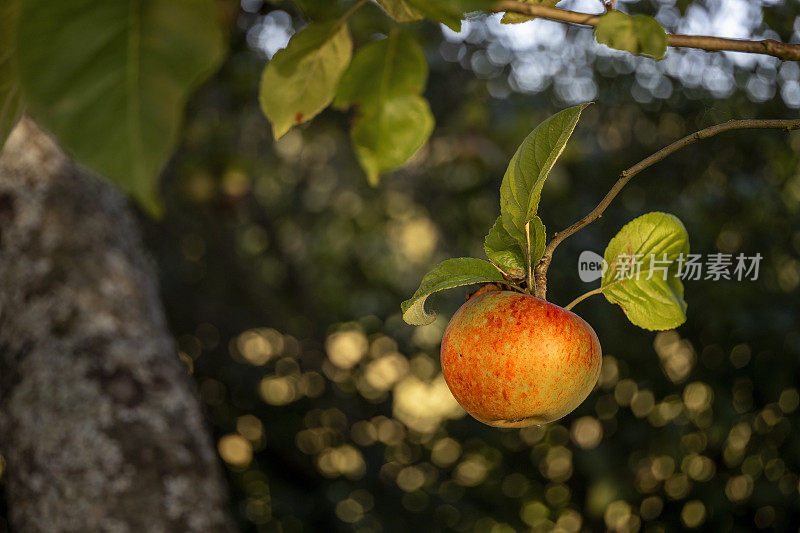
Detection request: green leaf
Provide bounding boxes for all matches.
[351,95,434,185]
[375,0,424,23]
[404,0,492,31]
[484,215,546,279]
[501,0,559,24]
[333,30,427,110]
[601,212,689,331]
[333,30,432,183]
[16,0,226,214]
[484,217,525,278]
[259,21,352,139]
[0,0,23,150]
[594,11,668,60]
[529,215,547,266]
[401,257,506,325]
[499,104,588,247]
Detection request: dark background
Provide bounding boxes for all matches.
[5,0,800,531]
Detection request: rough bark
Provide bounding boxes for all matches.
[0,119,233,532]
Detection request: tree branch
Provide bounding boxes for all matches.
[533,118,800,301]
[492,1,800,61]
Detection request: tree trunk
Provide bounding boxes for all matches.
[0,119,233,532]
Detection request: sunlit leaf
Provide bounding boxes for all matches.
[334,31,432,183]
[333,30,427,110]
[16,0,227,214]
[259,21,352,139]
[594,11,668,59]
[601,212,689,330]
[499,104,588,248]
[375,0,424,23]
[501,0,559,24]
[351,95,433,185]
[401,257,506,325]
[0,0,23,150]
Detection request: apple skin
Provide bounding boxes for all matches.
[440,291,601,428]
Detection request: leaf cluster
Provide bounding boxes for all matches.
[402,106,689,332]
[258,0,669,186]
[0,0,670,211]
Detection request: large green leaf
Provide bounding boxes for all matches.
[333,31,427,110]
[594,11,668,59]
[401,258,506,325]
[0,0,23,150]
[375,0,424,23]
[501,0,559,24]
[499,104,588,247]
[601,212,689,331]
[259,21,352,139]
[16,0,226,213]
[351,95,434,185]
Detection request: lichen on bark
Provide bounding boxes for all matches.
[0,119,233,532]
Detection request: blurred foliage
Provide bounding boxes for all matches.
[4,0,800,531]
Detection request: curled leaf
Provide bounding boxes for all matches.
[401,258,506,325]
[601,212,689,330]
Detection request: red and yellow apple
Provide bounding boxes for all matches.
[440,290,602,427]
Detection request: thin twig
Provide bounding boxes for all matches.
[492,1,800,61]
[564,287,604,311]
[533,118,800,301]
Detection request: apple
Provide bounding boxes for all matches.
[440,290,602,427]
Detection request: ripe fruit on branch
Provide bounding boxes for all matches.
[401,107,690,428]
[440,291,602,428]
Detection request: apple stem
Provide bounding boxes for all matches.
[564,287,604,311]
